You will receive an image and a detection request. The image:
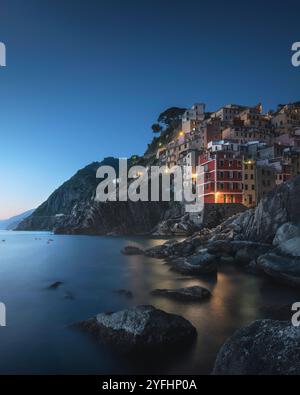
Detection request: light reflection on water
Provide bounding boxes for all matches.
[0,230,300,374]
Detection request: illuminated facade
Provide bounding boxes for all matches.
[242,160,256,207]
[199,151,243,204]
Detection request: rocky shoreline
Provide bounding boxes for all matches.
[19,174,300,374]
[115,177,300,374]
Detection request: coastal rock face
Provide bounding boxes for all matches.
[145,178,300,283]
[17,160,300,239]
[213,320,300,375]
[210,176,300,244]
[200,203,247,229]
[152,205,199,237]
[17,160,169,235]
[151,286,211,301]
[15,155,245,236]
[74,305,197,352]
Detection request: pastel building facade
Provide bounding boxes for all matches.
[182,103,206,134]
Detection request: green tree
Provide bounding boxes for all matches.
[157,107,186,127]
[151,123,163,134]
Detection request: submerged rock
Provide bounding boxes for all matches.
[121,246,144,255]
[73,305,197,352]
[213,319,300,375]
[114,289,133,298]
[63,291,75,300]
[48,281,63,290]
[151,286,211,301]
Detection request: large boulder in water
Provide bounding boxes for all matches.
[169,251,218,275]
[73,305,197,352]
[257,253,300,287]
[213,319,300,375]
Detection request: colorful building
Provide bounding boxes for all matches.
[242,159,256,207]
[199,150,243,204]
[182,103,206,134]
[255,163,276,202]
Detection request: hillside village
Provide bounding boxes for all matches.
[17,99,300,236]
[149,101,300,208]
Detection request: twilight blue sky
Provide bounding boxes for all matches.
[0,0,299,218]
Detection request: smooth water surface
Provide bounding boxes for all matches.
[0,230,299,374]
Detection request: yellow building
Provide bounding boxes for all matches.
[242,160,256,207]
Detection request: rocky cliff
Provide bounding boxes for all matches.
[0,209,35,230]
[210,175,300,244]
[17,158,172,235]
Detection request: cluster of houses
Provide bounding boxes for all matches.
[156,101,300,208]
